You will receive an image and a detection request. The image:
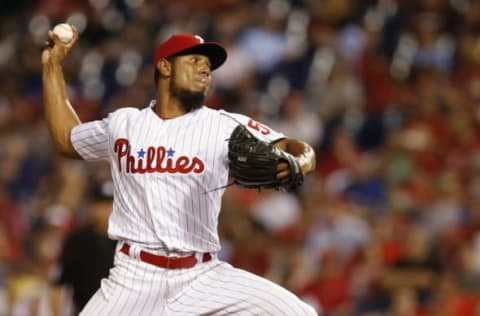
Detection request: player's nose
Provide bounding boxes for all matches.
[198,66,210,76]
[197,59,211,75]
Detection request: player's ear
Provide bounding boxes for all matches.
[157,59,172,77]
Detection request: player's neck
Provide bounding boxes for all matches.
[155,94,186,119]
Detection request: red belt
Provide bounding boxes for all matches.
[120,243,212,269]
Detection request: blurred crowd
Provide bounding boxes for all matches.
[4,0,480,315]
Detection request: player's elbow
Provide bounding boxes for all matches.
[48,126,81,159]
[52,139,81,159]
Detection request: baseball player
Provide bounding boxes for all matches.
[42,26,317,315]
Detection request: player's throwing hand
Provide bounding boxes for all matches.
[42,24,78,66]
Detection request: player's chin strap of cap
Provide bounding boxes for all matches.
[120,243,212,269]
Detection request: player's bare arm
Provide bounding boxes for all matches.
[274,138,316,180]
[42,25,82,159]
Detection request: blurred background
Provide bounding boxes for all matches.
[3,0,480,315]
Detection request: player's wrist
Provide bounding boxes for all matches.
[296,147,316,176]
[42,60,64,72]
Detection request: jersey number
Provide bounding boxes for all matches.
[247,119,271,135]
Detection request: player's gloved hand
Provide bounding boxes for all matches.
[227,124,304,191]
[42,25,78,66]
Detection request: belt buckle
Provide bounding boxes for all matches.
[196,252,209,265]
[194,252,202,265]
[128,243,141,260]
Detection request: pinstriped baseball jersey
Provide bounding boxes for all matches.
[70,101,284,253]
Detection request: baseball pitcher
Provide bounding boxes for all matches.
[42,26,317,315]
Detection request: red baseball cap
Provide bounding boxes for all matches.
[154,34,227,71]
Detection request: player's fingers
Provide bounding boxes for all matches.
[277,162,289,172]
[48,30,61,45]
[277,169,290,180]
[276,162,290,179]
[66,25,79,47]
[44,39,53,48]
[71,24,78,35]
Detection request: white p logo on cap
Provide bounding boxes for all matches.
[194,35,204,43]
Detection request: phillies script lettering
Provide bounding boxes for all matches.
[114,138,205,174]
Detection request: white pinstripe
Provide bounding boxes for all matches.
[80,251,316,315]
[72,101,317,315]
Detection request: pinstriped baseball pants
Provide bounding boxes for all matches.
[80,249,317,315]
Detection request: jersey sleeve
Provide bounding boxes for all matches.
[71,116,110,161]
[220,111,285,143]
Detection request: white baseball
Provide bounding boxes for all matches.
[52,23,74,43]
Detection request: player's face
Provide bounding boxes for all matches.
[170,54,212,111]
[173,54,211,91]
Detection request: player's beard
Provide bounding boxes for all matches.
[170,76,206,112]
